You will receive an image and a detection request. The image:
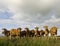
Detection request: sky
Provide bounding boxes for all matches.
[0,0,60,36]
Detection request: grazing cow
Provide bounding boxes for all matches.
[50,26,57,36]
[2,28,10,37]
[44,25,49,36]
[40,30,45,37]
[34,27,40,37]
[10,28,22,39]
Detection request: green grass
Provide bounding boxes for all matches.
[0,37,60,46]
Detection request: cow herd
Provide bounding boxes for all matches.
[2,25,58,39]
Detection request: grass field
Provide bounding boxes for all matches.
[0,37,60,46]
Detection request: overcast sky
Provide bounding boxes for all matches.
[0,0,60,35]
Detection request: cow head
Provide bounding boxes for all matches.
[25,27,29,32]
[35,26,39,31]
[2,28,7,34]
[52,26,57,33]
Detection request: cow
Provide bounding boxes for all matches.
[21,29,35,37]
[40,30,45,37]
[24,27,30,37]
[10,29,17,39]
[34,27,40,37]
[26,29,35,37]
[21,30,26,37]
[30,29,35,37]
[50,26,57,36]
[17,28,22,37]
[44,25,49,36]
[2,28,10,37]
[10,28,22,39]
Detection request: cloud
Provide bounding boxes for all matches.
[0,0,58,15]
[9,0,60,23]
[0,0,60,29]
[43,15,60,29]
[45,15,60,23]
[0,9,13,19]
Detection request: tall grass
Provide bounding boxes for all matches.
[0,37,60,46]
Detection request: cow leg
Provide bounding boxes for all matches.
[16,34,20,39]
[9,35,12,40]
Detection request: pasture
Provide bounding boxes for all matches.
[0,36,60,46]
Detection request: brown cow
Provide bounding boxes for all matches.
[2,28,10,37]
[10,28,22,39]
[17,28,22,37]
[50,26,57,36]
[34,27,40,37]
[44,25,49,36]
[10,29,17,39]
